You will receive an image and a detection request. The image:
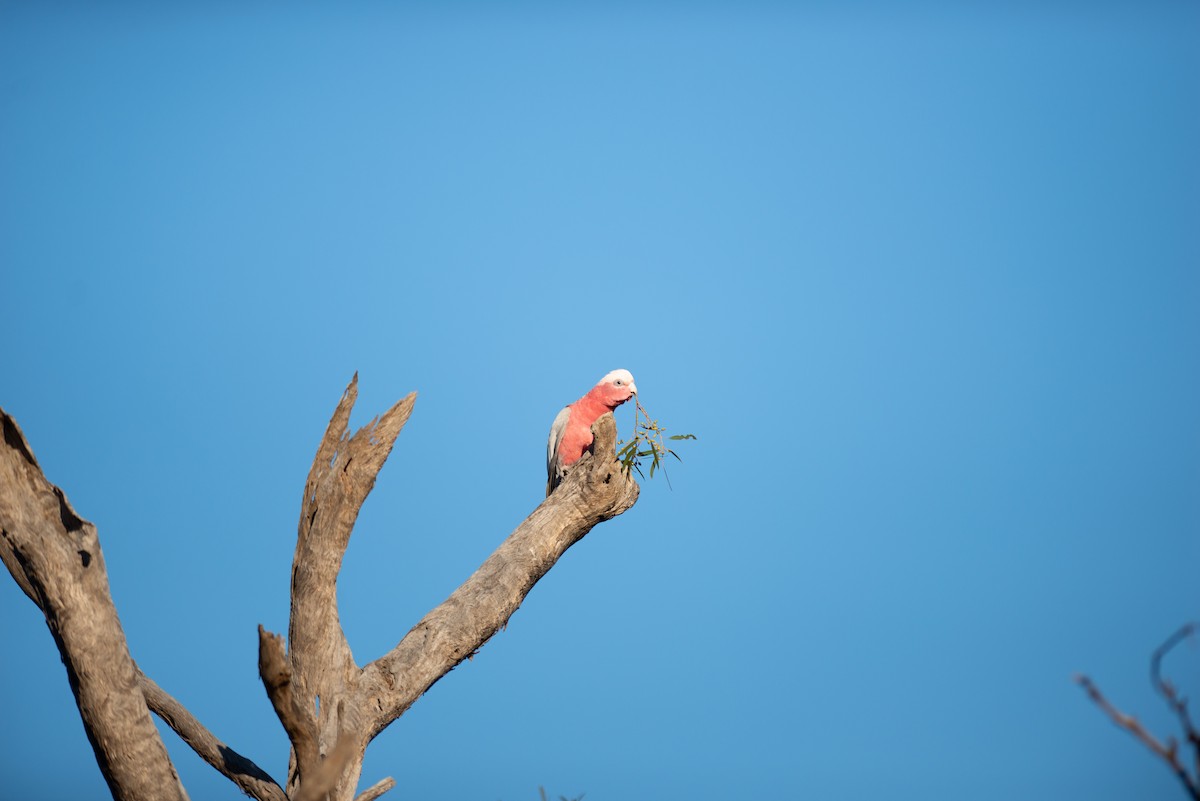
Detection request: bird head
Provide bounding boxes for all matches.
[595,369,637,407]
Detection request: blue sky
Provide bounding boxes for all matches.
[2,3,1198,800]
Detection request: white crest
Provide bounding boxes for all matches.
[598,369,635,387]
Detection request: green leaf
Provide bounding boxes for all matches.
[669,433,697,441]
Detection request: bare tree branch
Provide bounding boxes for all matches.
[137,668,287,801]
[0,408,190,801]
[1152,622,1200,772]
[1076,623,1200,801]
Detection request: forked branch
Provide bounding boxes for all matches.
[1077,623,1200,800]
[289,375,417,706]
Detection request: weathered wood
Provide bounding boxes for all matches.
[0,409,189,801]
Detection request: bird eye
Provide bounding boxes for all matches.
[615,380,623,385]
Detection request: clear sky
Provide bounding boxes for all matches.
[2,3,1198,800]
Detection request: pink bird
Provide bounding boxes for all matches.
[546,369,638,495]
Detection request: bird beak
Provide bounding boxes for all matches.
[629,383,638,396]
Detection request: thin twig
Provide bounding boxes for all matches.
[1076,672,1200,800]
[1152,623,1200,783]
[1152,624,1200,739]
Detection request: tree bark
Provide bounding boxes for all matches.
[0,410,189,801]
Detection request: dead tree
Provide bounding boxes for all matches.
[0,375,639,801]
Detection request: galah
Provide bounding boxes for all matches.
[546,369,638,495]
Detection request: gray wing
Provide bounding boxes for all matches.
[546,405,571,496]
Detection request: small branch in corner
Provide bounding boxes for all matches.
[1076,621,1200,801]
